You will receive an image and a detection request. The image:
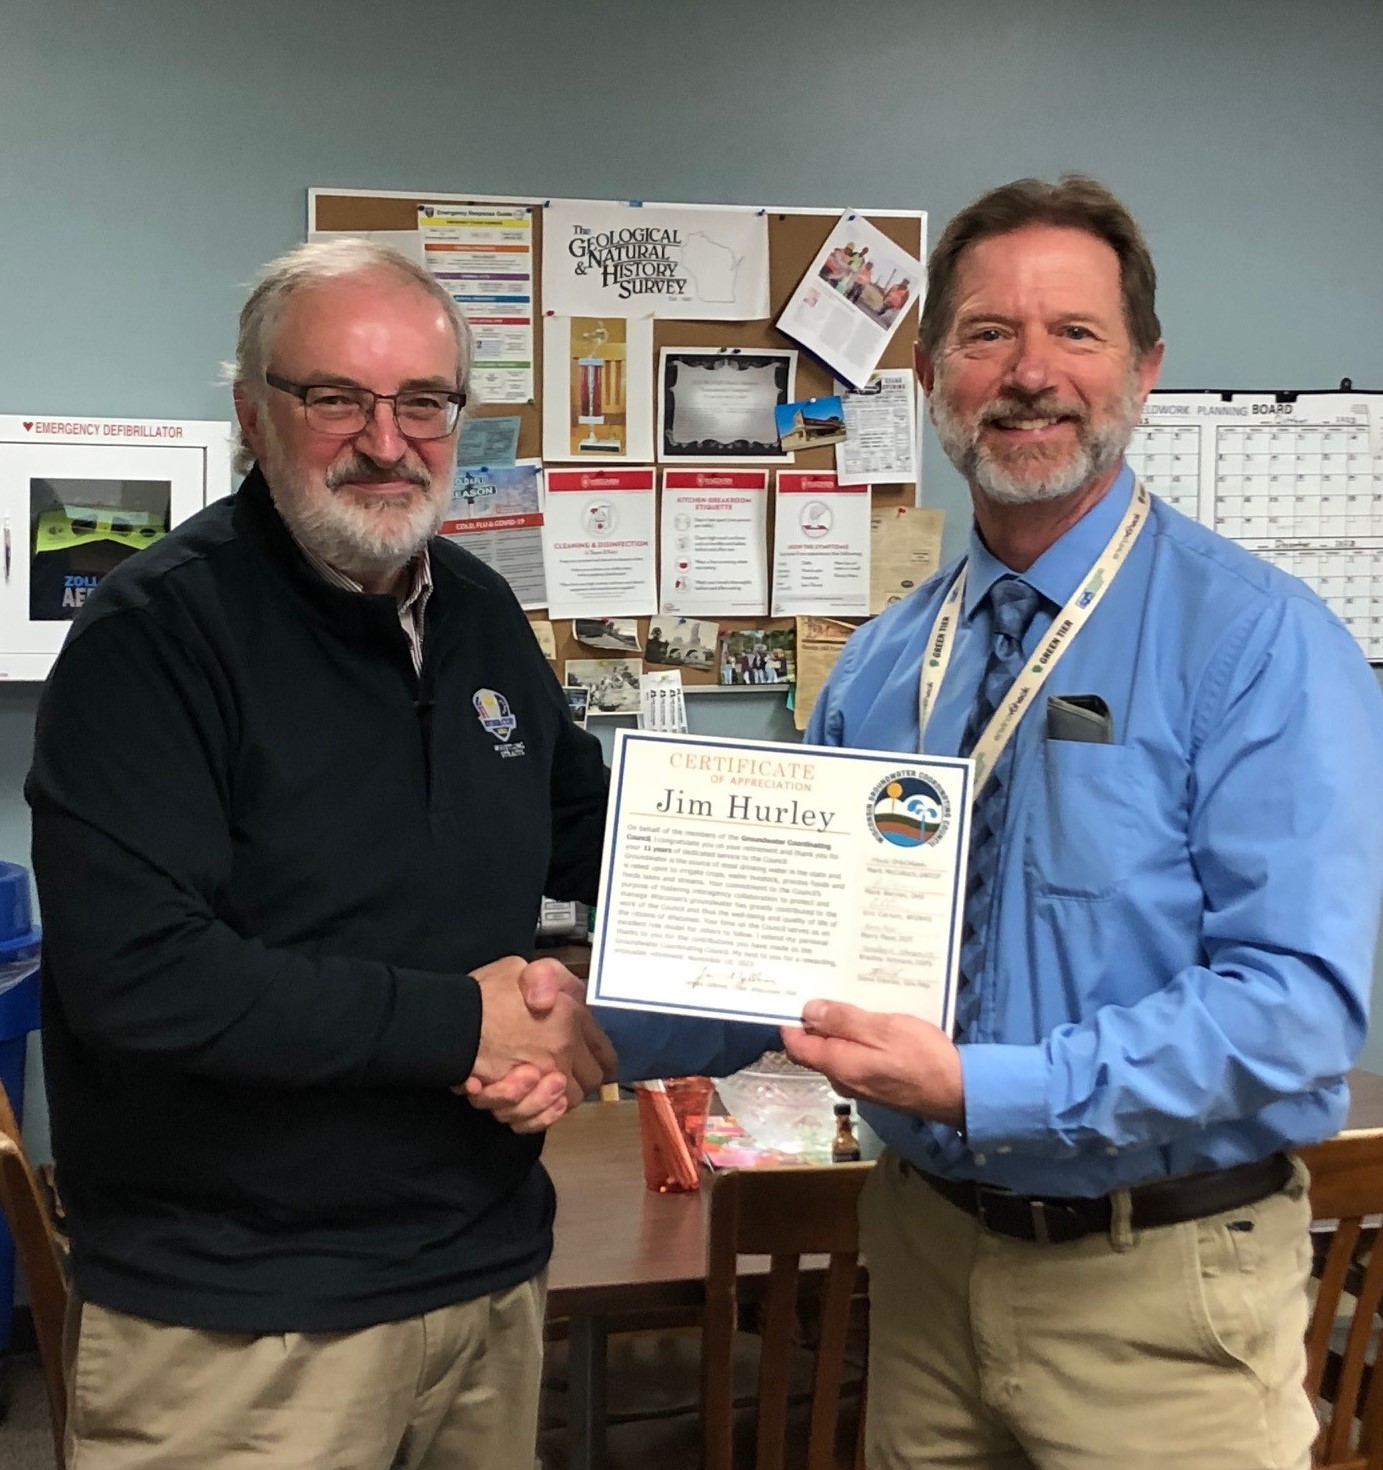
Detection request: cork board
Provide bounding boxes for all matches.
[310,190,926,690]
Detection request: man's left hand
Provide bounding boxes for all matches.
[461,959,613,1134]
[783,1000,965,1130]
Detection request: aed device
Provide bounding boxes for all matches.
[29,506,169,621]
[0,415,231,678]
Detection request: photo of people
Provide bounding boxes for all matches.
[818,238,916,329]
[564,657,642,716]
[646,617,719,669]
[718,627,796,686]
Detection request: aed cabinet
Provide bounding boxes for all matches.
[0,416,232,679]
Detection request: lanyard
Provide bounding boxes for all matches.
[918,481,1150,794]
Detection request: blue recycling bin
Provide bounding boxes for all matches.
[0,861,42,1352]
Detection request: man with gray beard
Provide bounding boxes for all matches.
[27,240,621,1468]
[785,178,1383,1467]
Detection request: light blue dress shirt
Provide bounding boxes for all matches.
[809,464,1383,1195]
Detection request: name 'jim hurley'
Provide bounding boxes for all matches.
[653,788,836,830]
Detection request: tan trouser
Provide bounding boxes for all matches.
[63,1276,546,1470]
[861,1151,1317,1470]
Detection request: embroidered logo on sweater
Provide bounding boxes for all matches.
[473,688,518,742]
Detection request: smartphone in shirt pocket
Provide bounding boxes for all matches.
[1046,693,1114,744]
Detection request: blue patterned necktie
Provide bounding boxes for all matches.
[953,576,1044,1041]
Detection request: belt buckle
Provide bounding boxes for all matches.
[974,1185,1034,1241]
[976,1187,1086,1244]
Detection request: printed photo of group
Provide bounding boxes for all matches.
[717,627,795,686]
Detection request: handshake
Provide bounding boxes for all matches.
[461,956,618,1134]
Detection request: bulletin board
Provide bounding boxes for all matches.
[308,187,928,694]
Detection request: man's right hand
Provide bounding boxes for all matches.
[464,957,616,1133]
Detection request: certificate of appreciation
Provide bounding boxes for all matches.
[590,731,972,1027]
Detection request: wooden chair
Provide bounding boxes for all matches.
[1300,1132,1383,1469]
[702,1163,871,1470]
[0,1080,68,1466]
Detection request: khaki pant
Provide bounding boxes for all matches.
[63,1277,546,1470]
[861,1151,1317,1470]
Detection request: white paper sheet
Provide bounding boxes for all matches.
[438,459,546,609]
[541,467,657,619]
[835,368,920,484]
[590,731,971,1027]
[659,469,769,617]
[771,471,871,617]
[658,348,796,464]
[1128,391,1383,660]
[418,203,534,404]
[778,212,924,389]
[543,200,770,319]
[542,315,654,463]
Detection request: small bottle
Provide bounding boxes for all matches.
[831,1102,860,1163]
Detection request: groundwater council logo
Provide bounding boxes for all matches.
[866,772,950,848]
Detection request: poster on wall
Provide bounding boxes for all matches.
[770,470,871,617]
[542,315,655,462]
[417,202,534,403]
[777,212,924,389]
[541,467,658,619]
[437,459,546,609]
[659,468,769,617]
[658,348,796,464]
[835,369,920,485]
[542,201,770,320]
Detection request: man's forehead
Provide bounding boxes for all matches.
[270,273,456,368]
[280,273,436,323]
[954,225,1122,303]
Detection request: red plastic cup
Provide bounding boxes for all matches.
[634,1077,714,1193]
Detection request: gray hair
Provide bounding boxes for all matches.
[226,238,474,475]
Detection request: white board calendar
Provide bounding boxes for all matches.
[1128,392,1383,661]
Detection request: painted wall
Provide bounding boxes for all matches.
[1,0,1380,1153]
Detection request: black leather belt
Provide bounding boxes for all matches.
[908,1153,1293,1245]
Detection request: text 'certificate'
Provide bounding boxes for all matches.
[590,731,972,1027]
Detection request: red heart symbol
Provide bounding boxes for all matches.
[22,422,33,431]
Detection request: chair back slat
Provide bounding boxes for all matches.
[703,1165,871,1470]
[1327,1245,1383,1464]
[1300,1134,1383,1470]
[806,1252,863,1470]
[1308,1218,1363,1398]
[753,1255,801,1470]
[0,1136,68,1465]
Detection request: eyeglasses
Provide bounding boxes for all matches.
[264,372,466,439]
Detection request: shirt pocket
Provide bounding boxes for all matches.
[1023,740,1147,900]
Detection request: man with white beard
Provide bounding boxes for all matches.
[785,178,1383,1468]
[26,240,623,1467]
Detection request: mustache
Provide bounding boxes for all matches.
[977,392,1089,428]
[324,454,431,491]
